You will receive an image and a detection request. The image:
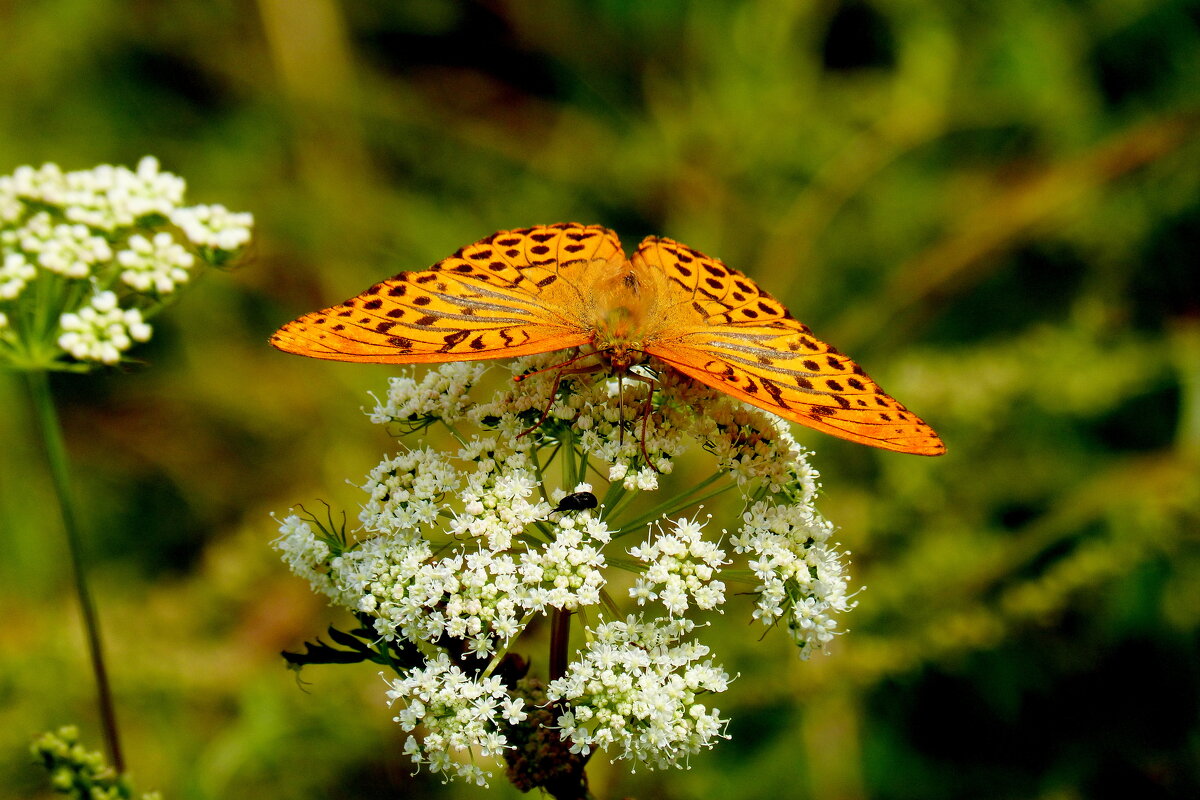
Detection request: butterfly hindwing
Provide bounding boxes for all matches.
[636,236,946,456]
[270,224,620,363]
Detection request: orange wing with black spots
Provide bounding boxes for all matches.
[273,225,944,455]
[270,223,621,363]
[634,236,946,456]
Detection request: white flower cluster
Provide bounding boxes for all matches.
[359,446,461,541]
[446,441,556,552]
[117,232,195,293]
[9,212,113,278]
[57,290,153,365]
[169,203,254,251]
[369,362,489,427]
[0,253,35,299]
[276,354,854,783]
[731,500,855,659]
[629,515,728,615]
[0,157,252,368]
[548,616,730,769]
[280,439,612,661]
[272,513,343,602]
[385,653,528,786]
[492,358,693,492]
[5,158,184,231]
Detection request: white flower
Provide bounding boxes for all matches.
[628,515,729,615]
[271,513,353,604]
[359,447,461,539]
[14,213,113,278]
[547,615,730,769]
[518,524,608,613]
[385,654,527,786]
[57,291,152,365]
[0,253,35,299]
[0,181,20,224]
[169,203,254,250]
[499,695,527,724]
[369,362,490,426]
[275,354,854,782]
[117,231,195,293]
[0,157,253,369]
[730,500,854,659]
[365,546,527,657]
[6,157,185,231]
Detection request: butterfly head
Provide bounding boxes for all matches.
[598,343,647,372]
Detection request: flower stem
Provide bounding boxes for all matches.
[549,608,572,684]
[547,607,590,799]
[26,370,125,773]
[561,428,578,488]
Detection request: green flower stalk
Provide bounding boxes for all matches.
[32,726,161,800]
[3,157,253,770]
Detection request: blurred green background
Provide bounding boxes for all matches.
[1,0,1198,797]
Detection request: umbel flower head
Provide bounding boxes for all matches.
[275,356,856,785]
[0,157,253,371]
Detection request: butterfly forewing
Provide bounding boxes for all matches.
[270,223,620,363]
[635,236,946,456]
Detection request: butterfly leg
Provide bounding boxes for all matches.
[517,361,605,439]
[623,370,661,473]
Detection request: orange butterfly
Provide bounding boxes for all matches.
[271,223,944,456]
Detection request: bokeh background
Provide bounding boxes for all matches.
[2,1,1198,798]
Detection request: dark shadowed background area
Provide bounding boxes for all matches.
[1,1,1198,798]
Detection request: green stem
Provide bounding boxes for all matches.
[529,444,552,506]
[26,371,125,773]
[561,428,577,489]
[529,520,556,542]
[613,481,736,540]
[439,420,469,448]
[598,588,623,620]
[576,446,589,490]
[599,480,627,521]
[612,471,727,534]
[604,487,641,525]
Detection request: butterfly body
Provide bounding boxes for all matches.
[272,223,945,456]
[583,274,649,372]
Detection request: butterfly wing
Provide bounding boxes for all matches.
[635,236,946,456]
[271,223,622,363]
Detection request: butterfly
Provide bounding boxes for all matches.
[271,223,945,456]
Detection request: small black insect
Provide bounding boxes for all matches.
[553,492,598,513]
